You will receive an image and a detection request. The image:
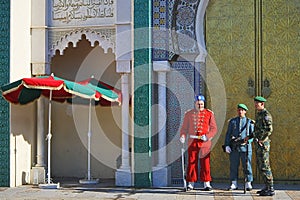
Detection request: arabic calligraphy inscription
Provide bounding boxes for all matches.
[51,0,114,25]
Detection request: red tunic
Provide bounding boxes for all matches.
[180,108,217,148]
[180,108,218,182]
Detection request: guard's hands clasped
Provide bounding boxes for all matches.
[225,146,231,154]
[200,135,208,142]
[180,135,185,144]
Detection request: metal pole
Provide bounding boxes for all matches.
[87,99,92,181]
[47,90,52,184]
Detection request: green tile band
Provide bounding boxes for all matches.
[0,0,10,187]
[133,0,152,187]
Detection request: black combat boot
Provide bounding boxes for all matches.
[259,186,275,196]
[256,186,267,194]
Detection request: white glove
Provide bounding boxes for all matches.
[200,135,208,142]
[225,146,231,154]
[180,136,185,144]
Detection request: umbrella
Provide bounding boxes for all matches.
[1,74,100,188]
[68,77,122,184]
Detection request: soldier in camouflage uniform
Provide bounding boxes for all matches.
[246,96,275,196]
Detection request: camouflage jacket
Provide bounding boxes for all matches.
[254,108,273,141]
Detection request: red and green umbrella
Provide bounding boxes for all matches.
[0,74,100,187]
[1,75,122,185]
[67,77,122,183]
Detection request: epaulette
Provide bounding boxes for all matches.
[227,117,234,122]
[185,109,193,114]
[206,109,214,114]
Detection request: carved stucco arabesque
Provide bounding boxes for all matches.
[49,28,115,57]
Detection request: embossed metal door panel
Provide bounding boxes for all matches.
[206,0,300,182]
[261,1,300,181]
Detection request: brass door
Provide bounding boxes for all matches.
[206,0,300,182]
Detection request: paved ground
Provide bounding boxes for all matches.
[0,181,299,200]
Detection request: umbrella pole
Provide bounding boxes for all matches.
[79,98,98,184]
[39,90,59,189]
[87,98,91,181]
[47,90,52,185]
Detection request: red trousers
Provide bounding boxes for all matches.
[186,143,212,182]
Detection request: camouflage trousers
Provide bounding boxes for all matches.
[255,141,274,187]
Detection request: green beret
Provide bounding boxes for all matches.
[254,96,267,102]
[237,103,248,111]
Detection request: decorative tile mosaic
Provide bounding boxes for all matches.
[0,0,10,187]
[171,0,200,54]
[152,0,202,60]
[167,61,195,179]
[134,0,152,187]
[152,0,169,60]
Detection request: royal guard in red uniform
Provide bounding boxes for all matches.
[180,95,218,191]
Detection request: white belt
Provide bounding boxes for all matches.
[189,135,212,141]
[189,135,201,139]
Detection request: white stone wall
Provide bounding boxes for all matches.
[10,0,33,187]
[10,0,31,80]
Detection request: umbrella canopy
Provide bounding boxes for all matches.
[42,76,101,102]
[1,76,64,104]
[1,75,101,104]
[68,77,121,106]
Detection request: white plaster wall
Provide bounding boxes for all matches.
[51,103,121,179]
[10,0,34,187]
[10,104,36,187]
[10,0,31,80]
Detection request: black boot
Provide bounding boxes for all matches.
[259,186,275,196]
[256,186,267,194]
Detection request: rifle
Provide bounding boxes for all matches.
[244,140,248,194]
[229,136,245,150]
[181,143,187,191]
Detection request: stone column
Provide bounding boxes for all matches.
[30,0,47,185]
[36,98,45,167]
[194,62,201,95]
[115,61,132,187]
[195,55,207,95]
[31,98,46,184]
[120,73,130,170]
[115,0,132,186]
[152,61,170,187]
[31,0,50,75]
[195,0,209,95]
